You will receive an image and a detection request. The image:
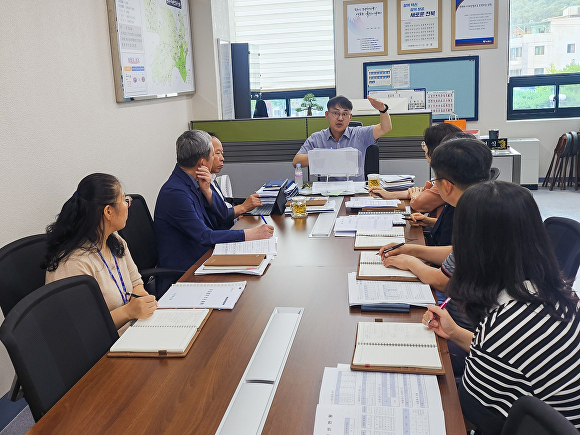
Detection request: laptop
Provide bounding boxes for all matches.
[245,181,288,216]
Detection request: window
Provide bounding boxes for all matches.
[510,47,522,59]
[509,2,580,119]
[232,0,335,92]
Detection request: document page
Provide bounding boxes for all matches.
[345,197,401,208]
[314,366,445,435]
[358,252,418,279]
[347,273,435,306]
[159,282,246,309]
[213,238,276,255]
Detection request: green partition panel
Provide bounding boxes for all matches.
[191,112,431,142]
[191,118,307,142]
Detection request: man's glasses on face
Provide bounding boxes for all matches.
[328,110,351,119]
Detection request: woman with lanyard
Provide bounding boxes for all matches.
[45,173,157,333]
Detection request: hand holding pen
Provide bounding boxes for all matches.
[377,242,405,260]
[423,297,457,341]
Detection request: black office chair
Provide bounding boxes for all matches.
[544,216,580,281]
[0,275,118,422]
[490,167,501,180]
[349,121,363,127]
[364,144,380,180]
[118,194,185,295]
[0,234,47,401]
[500,396,578,435]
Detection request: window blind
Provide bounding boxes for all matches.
[232,0,335,91]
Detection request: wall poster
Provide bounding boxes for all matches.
[344,0,388,58]
[451,0,498,50]
[398,0,442,54]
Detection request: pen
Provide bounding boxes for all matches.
[402,217,414,221]
[376,242,405,256]
[260,215,268,225]
[427,297,451,326]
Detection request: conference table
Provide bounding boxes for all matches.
[28,200,465,434]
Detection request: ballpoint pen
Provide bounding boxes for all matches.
[260,214,268,225]
[427,297,451,326]
[376,242,405,257]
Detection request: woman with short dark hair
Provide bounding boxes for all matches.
[423,181,580,433]
[369,123,462,216]
[44,173,157,332]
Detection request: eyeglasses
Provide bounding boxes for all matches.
[328,110,351,119]
[119,195,132,207]
[430,176,455,185]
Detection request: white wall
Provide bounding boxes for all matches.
[334,0,580,176]
[0,1,199,395]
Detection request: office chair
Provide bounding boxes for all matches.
[500,396,578,435]
[489,167,501,180]
[364,144,380,180]
[0,275,118,422]
[118,194,185,296]
[349,121,363,127]
[544,216,580,281]
[0,234,47,401]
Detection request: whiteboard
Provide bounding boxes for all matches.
[106,0,195,102]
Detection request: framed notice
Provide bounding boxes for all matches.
[344,0,388,58]
[452,0,498,50]
[397,0,442,54]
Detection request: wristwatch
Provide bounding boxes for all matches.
[379,104,389,113]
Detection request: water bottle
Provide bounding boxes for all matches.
[294,163,304,189]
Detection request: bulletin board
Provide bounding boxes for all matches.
[363,55,479,121]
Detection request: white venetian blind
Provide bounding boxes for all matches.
[232,0,335,92]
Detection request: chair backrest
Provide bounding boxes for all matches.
[364,144,380,180]
[490,167,501,180]
[349,121,363,127]
[118,194,158,271]
[500,396,578,435]
[544,216,580,281]
[0,275,118,421]
[0,234,47,317]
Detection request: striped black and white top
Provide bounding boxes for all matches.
[462,284,580,428]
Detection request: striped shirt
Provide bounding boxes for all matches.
[462,285,580,428]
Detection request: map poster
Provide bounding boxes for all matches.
[398,0,442,54]
[344,0,388,57]
[107,0,195,102]
[452,0,498,50]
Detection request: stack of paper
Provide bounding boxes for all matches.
[159,281,247,309]
[284,199,336,215]
[312,181,367,196]
[283,180,298,200]
[313,365,446,435]
[345,197,401,209]
[255,179,287,205]
[354,228,405,249]
[195,239,276,276]
[359,211,407,226]
[380,174,415,191]
[347,272,434,306]
[334,214,394,237]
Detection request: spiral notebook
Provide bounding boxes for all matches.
[351,321,444,374]
[108,308,211,357]
[354,229,405,250]
[357,251,419,281]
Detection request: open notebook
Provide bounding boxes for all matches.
[351,322,444,375]
[354,228,405,250]
[109,308,211,357]
[357,251,419,281]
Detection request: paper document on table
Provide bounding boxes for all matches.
[213,238,277,255]
[312,181,355,195]
[158,281,246,309]
[319,367,443,409]
[347,272,435,306]
[345,197,401,208]
[313,404,446,435]
[334,215,395,237]
[380,174,415,183]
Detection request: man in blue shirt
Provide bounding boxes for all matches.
[154,130,274,280]
[292,95,392,181]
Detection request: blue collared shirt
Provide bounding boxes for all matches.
[297,126,376,181]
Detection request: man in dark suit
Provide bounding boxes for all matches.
[154,130,274,288]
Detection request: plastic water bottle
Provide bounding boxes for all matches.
[294,163,304,189]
